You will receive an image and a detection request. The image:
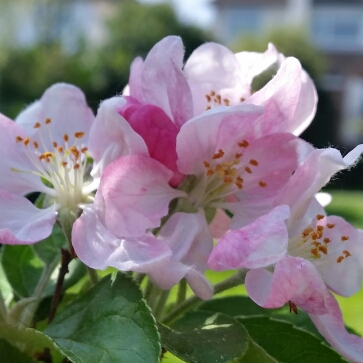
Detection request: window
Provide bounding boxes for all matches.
[312,10,363,51]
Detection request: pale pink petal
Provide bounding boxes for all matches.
[94,154,186,238]
[127,56,144,101]
[208,205,289,271]
[118,99,184,186]
[313,216,363,297]
[184,42,248,115]
[0,190,56,244]
[15,83,94,150]
[176,104,264,175]
[140,36,193,127]
[148,211,213,299]
[208,209,231,239]
[246,256,329,314]
[72,206,171,271]
[279,146,363,228]
[0,113,49,195]
[309,292,363,363]
[89,97,148,179]
[235,43,280,86]
[246,57,317,136]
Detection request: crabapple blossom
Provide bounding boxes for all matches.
[125,36,317,136]
[208,145,363,362]
[0,83,95,244]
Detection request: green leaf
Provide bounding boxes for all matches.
[44,272,160,363]
[239,316,347,362]
[240,340,278,363]
[0,338,38,363]
[1,245,44,298]
[199,296,319,337]
[160,311,249,362]
[0,323,64,363]
[32,224,66,265]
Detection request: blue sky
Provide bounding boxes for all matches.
[138,0,216,29]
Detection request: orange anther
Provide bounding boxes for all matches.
[81,147,88,153]
[327,223,335,229]
[45,118,51,124]
[206,106,211,110]
[223,99,230,106]
[311,232,318,240]
[206,169,214,176]
[317,225,324,232]
[343,250,351,257]
[323,238,331,244]
[34,122,41,128]
[238,140,249,148]
[249,159,258,166]
[212,149,225,159]
[74,164,80,170]
[235,153,242,158]
[259,181,267,187]
[23,137,30,146]
[61,161,68,167]
[15,136,23,142]
[244,166,252,174]
[240,97,246,102]
[318,245,328,254]
[74,132,85,139]
[311,248,320,257]
[57,146,63,153]
[33,141,38,149]
[316,214,324,220]
[206,94,211,102]
[53,141,58,148]
[211,91,216,96]
[341,236,349,241]
[63,134,69,142]
[337,256,344,263]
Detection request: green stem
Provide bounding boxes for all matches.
[134,273,146,286]
[176,278,187,305]
[154,290,170,320]
[87,267,99,286]
[19,255,60,328]
[0,289,7,323]
[162,269,247,325]
[147,283,163,312]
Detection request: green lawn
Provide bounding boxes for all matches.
[165,190,363,362]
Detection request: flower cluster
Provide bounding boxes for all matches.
[1,36,363,362]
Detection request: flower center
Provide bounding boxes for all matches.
[187,139,268,208]
[289,214,352,264]
[205,90,245,111]
[13,118,91,211]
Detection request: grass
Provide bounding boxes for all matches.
[164,189,363,362]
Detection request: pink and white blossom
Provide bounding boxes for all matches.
[208,145,363,362]
[0,83,95,244]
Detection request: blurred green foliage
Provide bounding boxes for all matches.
[0,0,213,119]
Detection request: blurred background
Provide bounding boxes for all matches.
[0,0,362,186]
[1,0,363,190]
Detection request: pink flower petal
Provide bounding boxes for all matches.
[16,83,94,150]
[176,104,264,176]
[72,206,171,271]
[312,215,363,297]
[208,209,231,239]
[89,97,148,179]
[95,154,186,238]
[0,190,56,244]
[208,205,289,271]
[140,36,193,127]
[309,292,363,363]
[246,256,329,314]
[118,99,184,186]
